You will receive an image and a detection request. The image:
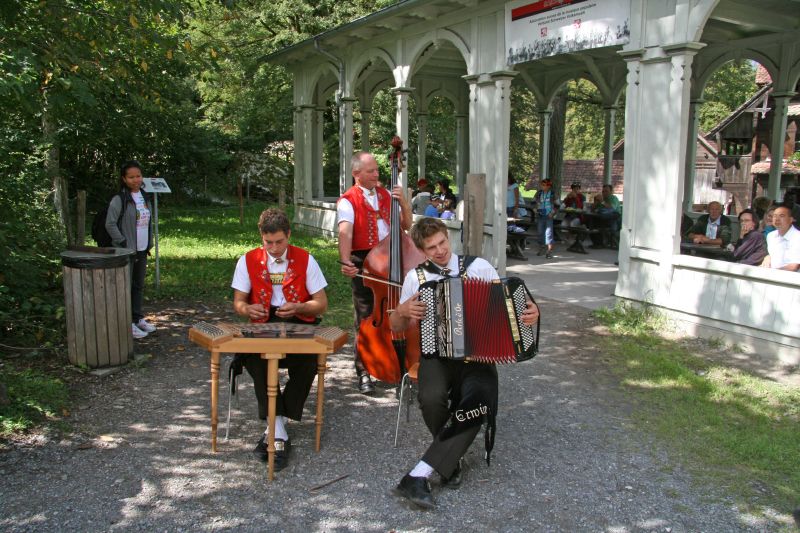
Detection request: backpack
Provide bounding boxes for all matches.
[91,192,126,247]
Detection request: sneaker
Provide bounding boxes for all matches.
[136,319,156,333]
[132,323,148,339]
[545,252,553,259]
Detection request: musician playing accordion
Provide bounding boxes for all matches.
[230,209,328,472]
[390,217,540,510]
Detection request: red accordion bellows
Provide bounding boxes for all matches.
[418,276,539,364]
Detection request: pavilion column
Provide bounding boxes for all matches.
[393,87,413,188]
[767,93,792,201]
[455,112,468,193]
[602,105,617,186]
[616,42,704,303]
[492,72,517,275]
[298,105,314,202]
[360,108,371,152]
[338,97,356,194]
[313,107,325,197]
[538,109,552,181]
[417,112,428,183]
[682,99,703,212]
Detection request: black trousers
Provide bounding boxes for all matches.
[241,354,317,421]
[417,357,498,479]
[349,249,371,375]
[238,314,318,421]
[130,251,148,322]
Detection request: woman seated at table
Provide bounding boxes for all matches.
[729,209,767,265]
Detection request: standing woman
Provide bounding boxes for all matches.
[105,160,156,339]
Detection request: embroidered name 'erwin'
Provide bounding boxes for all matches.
[455,404,488,423]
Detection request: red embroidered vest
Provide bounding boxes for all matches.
[340,186,391,251]
[244,245,315,323]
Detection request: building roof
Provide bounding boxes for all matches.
[751,161,800,174]
[704,83,772,138]
[755,64,771,85]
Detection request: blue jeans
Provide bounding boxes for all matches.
[537,214,554,245]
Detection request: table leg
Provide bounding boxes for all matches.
[315,353,326,452]
[210,350,220,452]
[266,357,279,481]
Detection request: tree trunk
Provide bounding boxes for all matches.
[43,93,74,245]
[548,89,567,196]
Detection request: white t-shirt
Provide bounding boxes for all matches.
[131,191,150,251]
[766,225,800,269]
[231,249,327,306]
[399,254,499,304]
[336,185,390,240]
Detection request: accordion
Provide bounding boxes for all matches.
[418,276,539,364]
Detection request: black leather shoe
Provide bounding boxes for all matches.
[441,459,463,489]
[253,435,291,471]
[358,373,375,395]
[394,474,435,509]
[253,434,267,460]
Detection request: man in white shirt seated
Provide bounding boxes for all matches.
[761,205,800,271]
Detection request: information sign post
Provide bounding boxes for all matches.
[141,177,172,289]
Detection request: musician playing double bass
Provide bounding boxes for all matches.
[337,151,413,394]
[389,217,540,509]
[230,208,328,471]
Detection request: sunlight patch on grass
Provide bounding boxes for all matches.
[594,303,800,514]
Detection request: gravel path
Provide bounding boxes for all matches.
[0,298,790,532]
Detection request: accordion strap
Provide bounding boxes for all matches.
[417,255,478,281]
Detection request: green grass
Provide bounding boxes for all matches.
[153,203,354,329]
[0,368,69,436]
[594,303,800,514]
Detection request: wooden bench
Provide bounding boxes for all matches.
[561,226,601,254]
[506,230,537,260]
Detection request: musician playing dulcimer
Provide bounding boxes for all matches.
[389,217,540,509]
[230,208,328,471]
[337,151,413,394]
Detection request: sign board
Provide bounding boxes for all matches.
[141,177,172,194]
[506,0,630,65]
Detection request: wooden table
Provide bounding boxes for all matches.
[188,322,348,481]
[680,242,732,260]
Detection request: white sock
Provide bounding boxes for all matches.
[409,460,434,479]
[262,416,289,441]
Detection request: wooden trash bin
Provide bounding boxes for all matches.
[61,247,135,368]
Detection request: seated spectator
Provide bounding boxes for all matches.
[687,201,731,246]
[729,209,767,265]
[506,172,528,218]
[761,205,800,271]
[784,189,800,230]
[562,182,586,227]
[412,179,433,215]
[423,199,440,218]
[435,179,456,207]
[440,199,456,220]
[587,185,621,248]
[752,196,771,222]
[762,206,777,237]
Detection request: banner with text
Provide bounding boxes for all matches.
[506,0,630,65]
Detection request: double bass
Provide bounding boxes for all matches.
[357,137,426,384]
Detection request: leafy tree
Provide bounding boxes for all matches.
[699,60,757,133]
